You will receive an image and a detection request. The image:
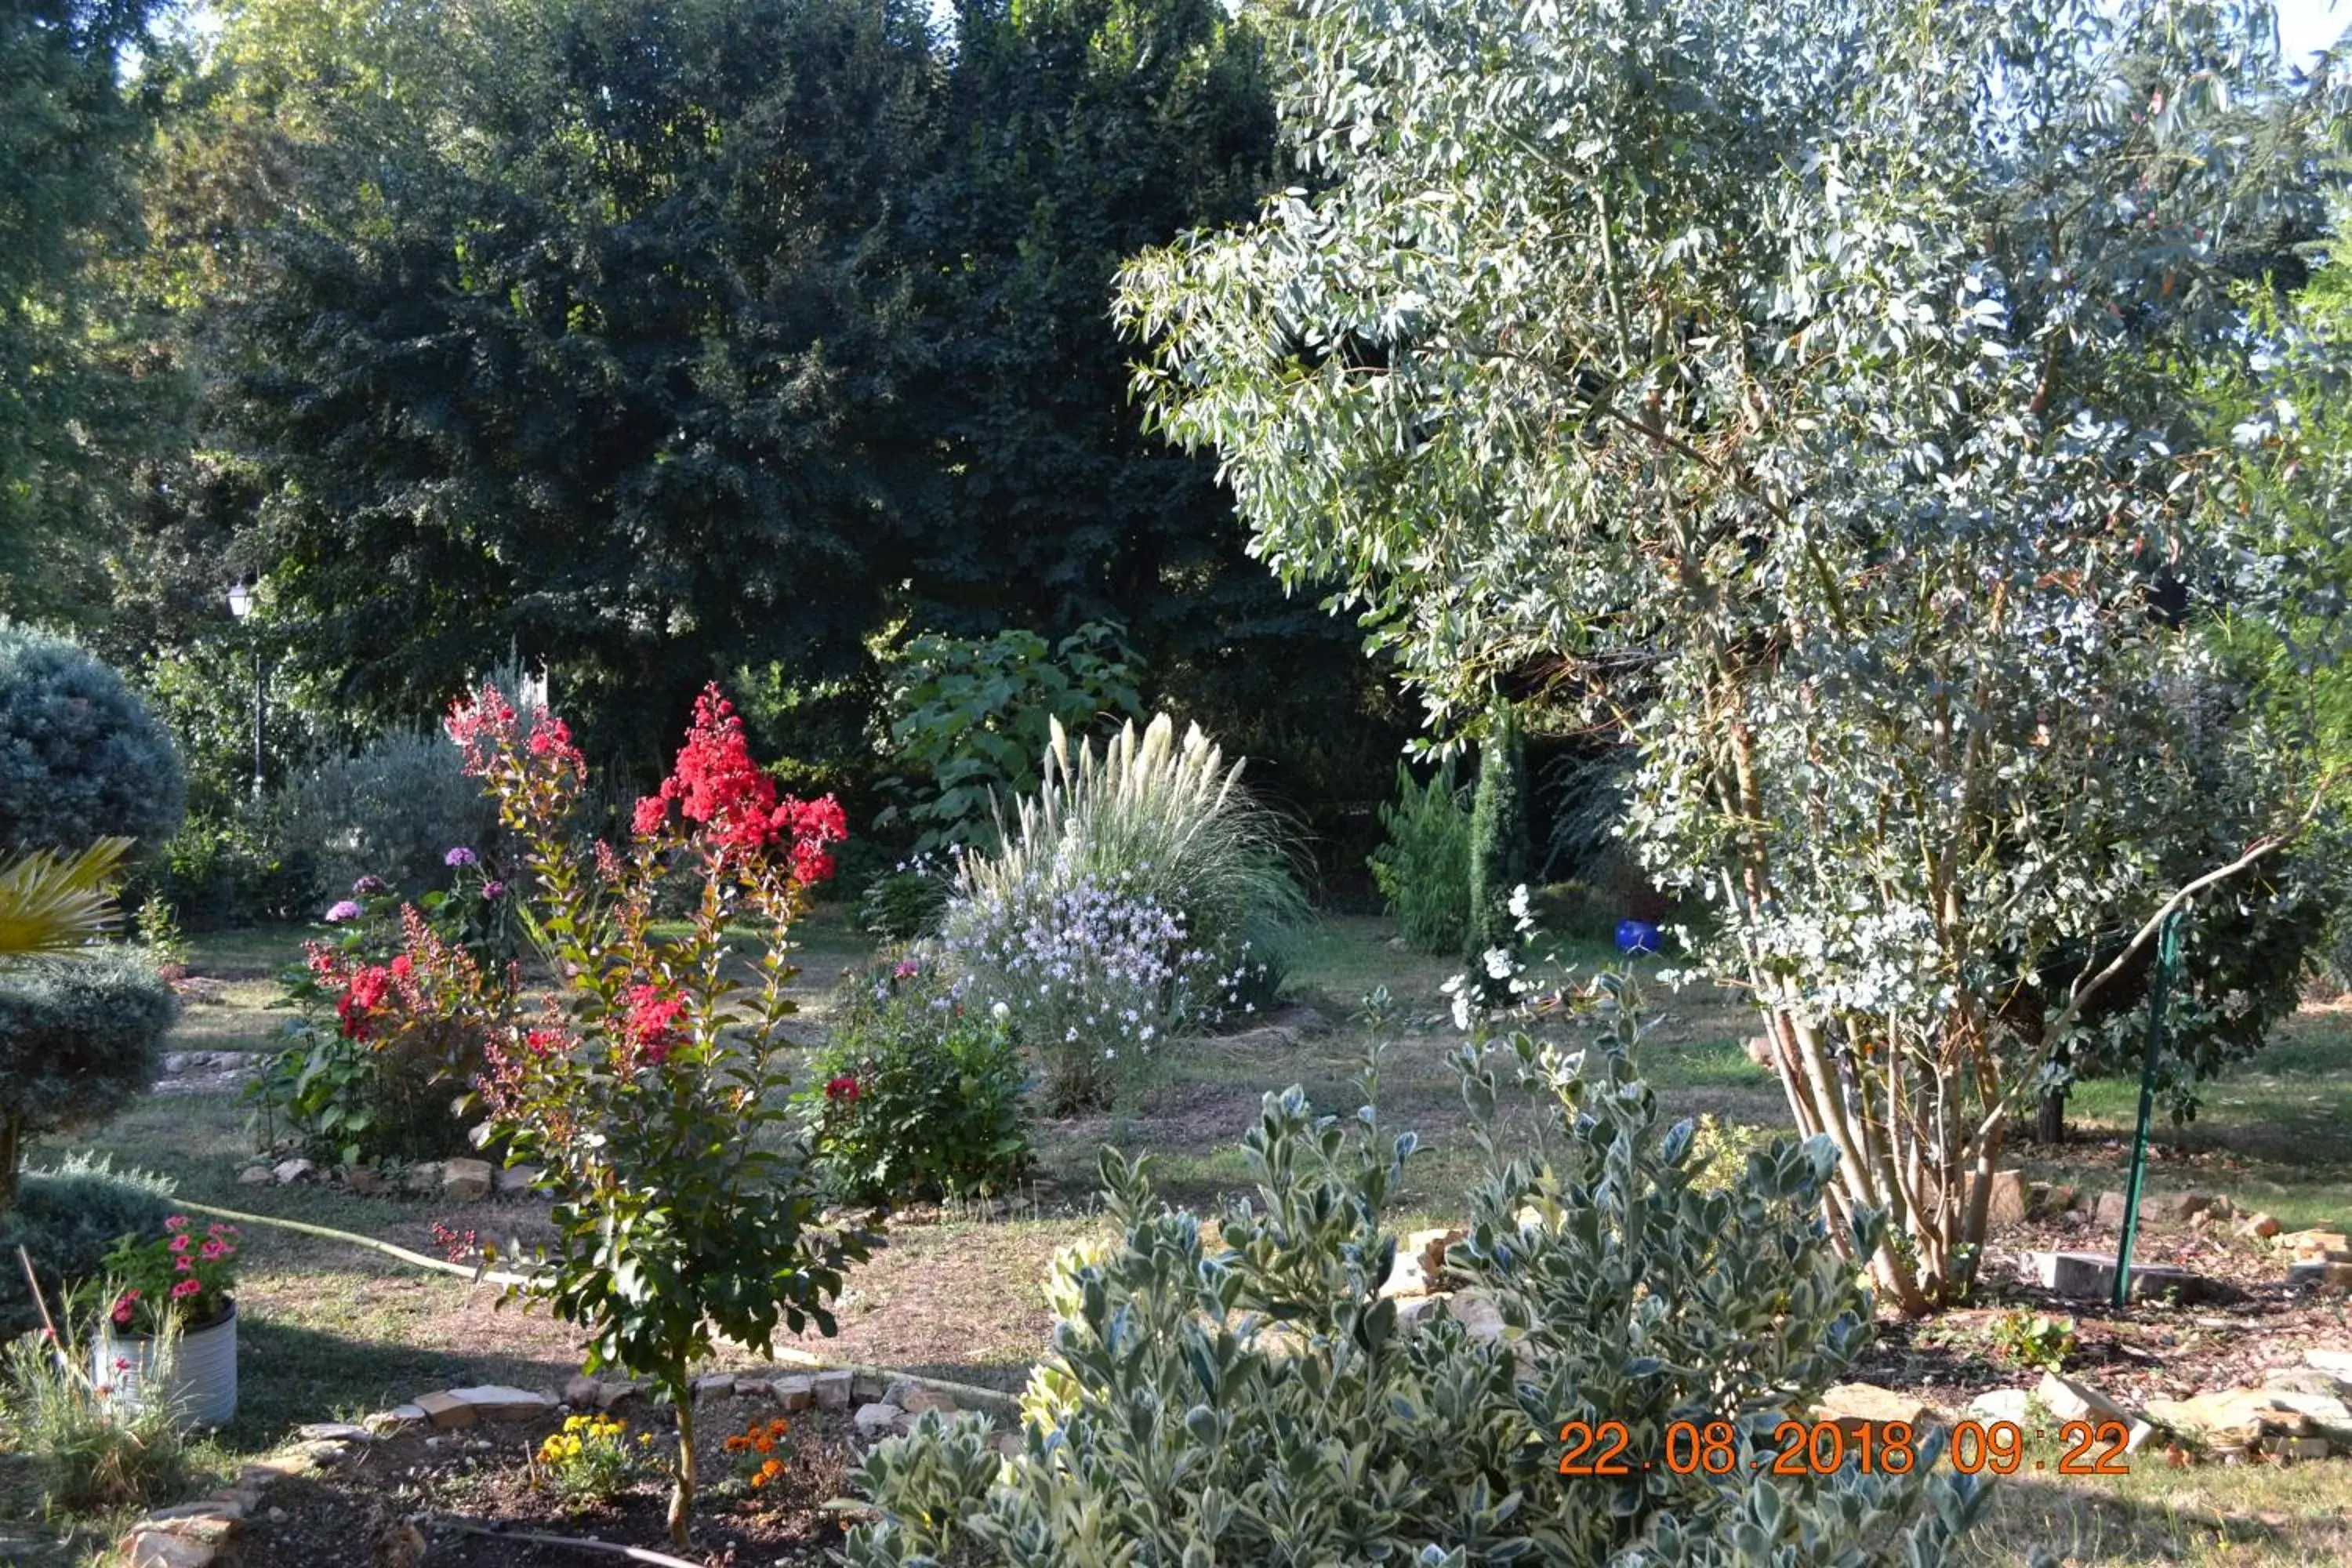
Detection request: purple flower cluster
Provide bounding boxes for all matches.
[945,870,1228,1108]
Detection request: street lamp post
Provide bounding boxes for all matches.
[227,582,263,805]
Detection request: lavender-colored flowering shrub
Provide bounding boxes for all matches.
[944,714,1306,1108]
[943,871,1268,1111]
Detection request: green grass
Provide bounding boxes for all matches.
[1964,1460,2352,1565]
[2062,1006,2352,1230]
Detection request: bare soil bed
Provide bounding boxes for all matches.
[234,1393,873,1568]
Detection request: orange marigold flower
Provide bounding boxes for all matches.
[753,1436,773,1453]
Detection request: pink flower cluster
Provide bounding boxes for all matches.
[110,1218,240,1332]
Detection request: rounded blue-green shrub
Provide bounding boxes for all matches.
[0,622,187,856]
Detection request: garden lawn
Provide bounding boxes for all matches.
[9,909,2351,1566]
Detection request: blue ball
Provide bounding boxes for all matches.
[1615,919,1662,956]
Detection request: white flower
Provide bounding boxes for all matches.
[1507,884,1532,920]
[1450,992,1474,1032]
[991,1001,1010,1022]
[1483,947,1515,980]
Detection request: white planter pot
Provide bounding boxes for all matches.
[95,1296,238,1431]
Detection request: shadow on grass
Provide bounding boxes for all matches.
[222,1312,579,1447]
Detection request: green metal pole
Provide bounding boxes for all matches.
[2113,909,2187,1309]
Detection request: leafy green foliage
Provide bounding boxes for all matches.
[132,0,1396,841]
[0,1155,174,1338]
[1117,0,2352,1308]
[1988,1312,2077,1376]
[131,892,189,971]
[0,947,177,1210]
[878,622,1144,852]
[1367,760,1471,953]
[137,811,321,928]
[1465,707,1531,992]
[854,854,955,942]
[0,0,172,620]
[803,954,1030,1204]
[846,987,1988,1566]
[283,727,503,896]
[0,624,186,858]
[163,0,942,764]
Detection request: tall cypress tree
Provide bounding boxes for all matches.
[1465,702,1530,999]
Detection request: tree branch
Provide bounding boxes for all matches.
[2060,833,2293,1027]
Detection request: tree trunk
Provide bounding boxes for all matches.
[2033,1086,2066,1145]
[667,1381,696,1548]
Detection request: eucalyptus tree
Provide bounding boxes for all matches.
[1120,0,2351,1310]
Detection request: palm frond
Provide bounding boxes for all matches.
[0,839,132,957]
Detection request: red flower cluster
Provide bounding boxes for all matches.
[626,982,686,1067]
[430,1221,480,1263]
[631,684,847,880]
[824,1074,860,1105]
[339,963,393,1040]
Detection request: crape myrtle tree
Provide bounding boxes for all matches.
[1119,0,2352,1312]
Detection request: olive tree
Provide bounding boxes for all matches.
[1119,0,2350,1310]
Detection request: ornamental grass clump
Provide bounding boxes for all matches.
[844,982,1990,1566]
[418,681,871,1547]
[944,713,1305,1105]
[2,1312,188,1514]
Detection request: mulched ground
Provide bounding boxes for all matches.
[1856,1203,2350,1412]
[234,1394,876,1568]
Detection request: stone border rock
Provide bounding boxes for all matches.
[234,1155,546,1202]
[116,1428,376,1567]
